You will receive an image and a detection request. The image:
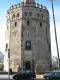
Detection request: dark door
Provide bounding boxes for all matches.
[25,61,31,69]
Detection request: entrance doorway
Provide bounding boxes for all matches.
[25,61,31,69]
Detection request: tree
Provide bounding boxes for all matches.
[52,64,58,70]
[0,64,4,71]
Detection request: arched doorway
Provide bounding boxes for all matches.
[25,61,31,70]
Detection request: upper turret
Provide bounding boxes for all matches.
[22,0,35,3]
[21,0,36,6]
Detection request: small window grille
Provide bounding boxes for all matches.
[40,22,42,27]
[49,43,51,52]
[37,13,40,17]
[27,21,30,25]
[24,12,27,16]
[5,43,8,51]
[29,12,32,16]
[41,14,43,19]
[17,13,19,17]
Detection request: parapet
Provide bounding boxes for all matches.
[7,2,48,14]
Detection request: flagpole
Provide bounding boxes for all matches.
[49,0,60,69]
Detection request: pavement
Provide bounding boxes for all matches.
[0,74,44,80]
[0,74,13,80]
[36,75,44,80]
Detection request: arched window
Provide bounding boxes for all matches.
[15,22,17,27]
[5,43,8,51]
[17,13,19,17]
[12,14,15,19]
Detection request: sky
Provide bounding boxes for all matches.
[0,0,60,57]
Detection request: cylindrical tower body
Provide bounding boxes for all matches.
[4,0,52,72]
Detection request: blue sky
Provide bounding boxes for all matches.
[0,0,60,57]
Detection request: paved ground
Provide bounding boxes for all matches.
[0,79,13,80]
[0,74,44,80]
[36,75,44,80]
[0,74,13,80]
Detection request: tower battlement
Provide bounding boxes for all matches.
[7,3,48,14]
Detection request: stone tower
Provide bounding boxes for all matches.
[4,0,52,73]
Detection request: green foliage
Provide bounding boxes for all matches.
[0,64,4,71]
[52,64,58,70]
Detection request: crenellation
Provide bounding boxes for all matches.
[7,9,10,14]
[13,4,17,9]
[17,3,20,8]
[7,3,49,14]
[9,4,20,11]
[21,2,24,6]
[40,4,43,9]
[44,6,47,10]
[10,5,14,10]
[36,3,40,7]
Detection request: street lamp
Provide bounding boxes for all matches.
[49,0,60,69]
[8,49,10,79]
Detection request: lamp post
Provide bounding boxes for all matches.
[49,0,60,69]
[8,49,10,79]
